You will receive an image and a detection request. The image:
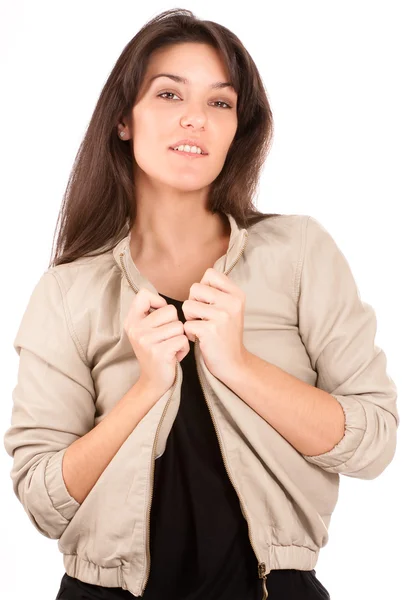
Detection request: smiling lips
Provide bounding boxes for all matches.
[170,138,209,153]
[169,148,208,158]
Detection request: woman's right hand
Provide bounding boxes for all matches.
[124,288,190,398]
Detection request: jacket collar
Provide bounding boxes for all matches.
[112,212,248,292]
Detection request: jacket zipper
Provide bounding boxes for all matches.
[195,357,268,599]
[120,233,269,599]
[193,231,268,599]
[119,251,179,595]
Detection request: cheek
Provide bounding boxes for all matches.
[133,108,157,139]
[132,108,175,157]
[217,119,237,152]
[132,118,165,162]
[132,142,166,177]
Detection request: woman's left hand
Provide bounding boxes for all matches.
[182,268,248,382]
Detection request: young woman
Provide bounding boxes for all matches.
[3,8,399,600]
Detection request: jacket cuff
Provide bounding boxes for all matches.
[44,448,81,520]
[302,394,366,468]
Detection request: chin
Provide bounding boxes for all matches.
[162,175,211,191]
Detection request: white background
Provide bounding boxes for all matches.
[0,1,407,598]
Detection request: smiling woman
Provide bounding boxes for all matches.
[114,41,242,248]
[45,8,279,269]
[5,6,398,600]
[42,10,336,594]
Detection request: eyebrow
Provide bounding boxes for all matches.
[148,73,236,91]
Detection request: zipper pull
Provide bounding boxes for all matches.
[258,563,268,599]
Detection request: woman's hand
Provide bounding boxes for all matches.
[124,288,190,397]
[182,268,248,382]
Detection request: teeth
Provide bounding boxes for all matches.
[173,144,203,154]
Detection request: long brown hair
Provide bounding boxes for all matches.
[49,8,281,268]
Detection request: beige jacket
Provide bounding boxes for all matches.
[3,213,399,598]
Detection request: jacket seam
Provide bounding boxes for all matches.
[63,552,121,568]
[267,541,318,550]
[48,270,90,368]
[293,215,310,305]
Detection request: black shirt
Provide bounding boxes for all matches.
[56,294,330,600]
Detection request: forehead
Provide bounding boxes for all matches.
[144,43,235,90]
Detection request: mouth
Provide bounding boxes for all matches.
[169,148,208,159]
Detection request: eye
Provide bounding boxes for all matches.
[213,100,233,110]
[157,92,233,109]
[158,92,180,101]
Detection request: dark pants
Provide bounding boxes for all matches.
[55,569,330,599]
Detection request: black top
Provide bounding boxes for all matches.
[56,294,330,600]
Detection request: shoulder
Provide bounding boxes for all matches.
[248,212,338,254]
[246,213,340,304]
[246,213,313,261]
[39,252,124,363]
[46,250,123,322]
[47,251,121,295]
[247,212,309,239]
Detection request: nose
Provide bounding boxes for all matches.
[180,102,207,129]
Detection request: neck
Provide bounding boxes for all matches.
[129,201,230,265]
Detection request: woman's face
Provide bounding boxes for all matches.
[127,42,238,192]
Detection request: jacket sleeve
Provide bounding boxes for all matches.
[3,270,96,539]
[297,215,399,479]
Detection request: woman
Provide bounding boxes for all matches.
[3,8,399,600]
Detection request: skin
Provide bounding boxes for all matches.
[118,42,239,265]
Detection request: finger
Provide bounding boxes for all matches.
[199,268,241,296]
[145,302,180,328]
[187,281,243,319]
[126,288,172,328]
[188,281,224,305]
[142,320,186,344]
[182,299,220,322]
[183,319,207,341]
[134,288,167,317]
